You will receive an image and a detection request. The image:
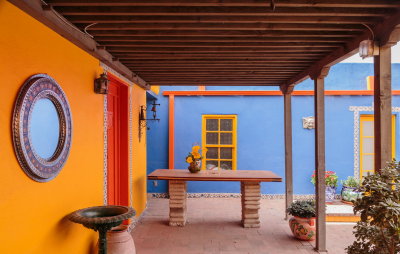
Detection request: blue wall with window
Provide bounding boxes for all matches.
[146,63,400,194]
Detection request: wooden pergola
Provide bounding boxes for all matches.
[9,0,400,252]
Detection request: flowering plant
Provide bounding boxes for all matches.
[185,145,207,164]
[311,170,338,188]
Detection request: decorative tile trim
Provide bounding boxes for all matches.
[349,106,400,178]
[103,95,108,205]
[102,63,135,207]
[148,193,331,200]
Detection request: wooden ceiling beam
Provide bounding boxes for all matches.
[45,0,400,8]
[98,42,344,47]
[83,23,364,31]
[95,36,351,43]
[65,15,380,24]
[88,30,359,37]
[107,47,337,52]
[54,6,392,17]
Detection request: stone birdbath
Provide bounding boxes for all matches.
[68,205,135,254]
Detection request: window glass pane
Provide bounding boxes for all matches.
[363,121,374,136]
[206,133,218,144]
[206,119,218,131]
[206,147,218,159]
[220,119,233,131]
[362,138,374,154]
[220,133,232,144]
[220,148,232,159]
[206,160,219,170]
[362,155,374,171]
[220,161,232,170]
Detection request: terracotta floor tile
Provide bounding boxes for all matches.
[131,198,355,253]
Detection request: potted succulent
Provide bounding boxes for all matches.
[311,170,338,203]
[287,200,316,241]
[185,145,207,173]
[340,176,362,204]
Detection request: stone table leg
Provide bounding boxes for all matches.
[168,180,187,226]
[241,181,261,228]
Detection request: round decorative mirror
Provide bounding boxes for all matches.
[12,74,72,182]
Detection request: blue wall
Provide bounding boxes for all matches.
[146,63,400,194]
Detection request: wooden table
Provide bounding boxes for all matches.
[148,169,282,228]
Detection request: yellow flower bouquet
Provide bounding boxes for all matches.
[186,145,207,173]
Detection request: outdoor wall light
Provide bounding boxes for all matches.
[94,73,110,94]
[359,40,379,59]
[139,100,160,141]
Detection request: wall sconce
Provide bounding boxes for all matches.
[359,40,379,59]
[139,100,160,141]
[302,116,315,129]
[94,73,110,94]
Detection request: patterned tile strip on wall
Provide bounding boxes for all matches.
[148,193,332,200]
[103,95,108,205]
[349,106,400,178]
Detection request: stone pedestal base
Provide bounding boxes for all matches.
[241,181,261,228]
[168,180,187,226]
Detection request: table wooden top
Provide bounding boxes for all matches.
[148,169,282,182]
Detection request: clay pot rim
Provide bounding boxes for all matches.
[292,216,316,220]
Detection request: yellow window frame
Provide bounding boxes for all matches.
[201,115,237,170]
[360,114,396,178]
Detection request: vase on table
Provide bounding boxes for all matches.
[325,186,336,203]
[188,160,201,173]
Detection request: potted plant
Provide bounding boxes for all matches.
[287,200,316,241]
[340,176,362,204]
[311,170,338,203]
[346,160,400,254]
[185,145,207,173]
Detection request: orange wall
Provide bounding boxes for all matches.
[0,2,104,253]
[131,85,148,216]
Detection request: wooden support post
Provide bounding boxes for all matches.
[373,45,392,172]
[280,85,294,220]
[311,67,330,253]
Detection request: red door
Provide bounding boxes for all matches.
[107,75,129,206]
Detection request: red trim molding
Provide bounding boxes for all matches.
[163,90,400,96]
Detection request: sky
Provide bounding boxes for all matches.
[341,43,400,63]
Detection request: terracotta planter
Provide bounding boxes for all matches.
[96,225,136,254]
[289,216,316,241]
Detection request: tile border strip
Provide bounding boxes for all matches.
[147,193,339,200]
[349,106,400,178]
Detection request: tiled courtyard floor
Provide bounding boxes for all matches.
[131,197,355,254]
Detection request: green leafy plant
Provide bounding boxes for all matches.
[346,160,400,254]
[341,176,361,188]
[311,170,338,187]
[287,200,316,218]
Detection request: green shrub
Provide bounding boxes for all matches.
[341,176,361,188]
[346,160,400,254]
[287,200,316,218]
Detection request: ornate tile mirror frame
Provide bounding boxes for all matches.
[12,74,72,182]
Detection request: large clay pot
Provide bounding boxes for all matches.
[96,225,136,254]
[289,216,316,241]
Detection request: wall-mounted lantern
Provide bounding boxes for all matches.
[139,100,160,141]
[359,40,379,59]
[94,73,110,94]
